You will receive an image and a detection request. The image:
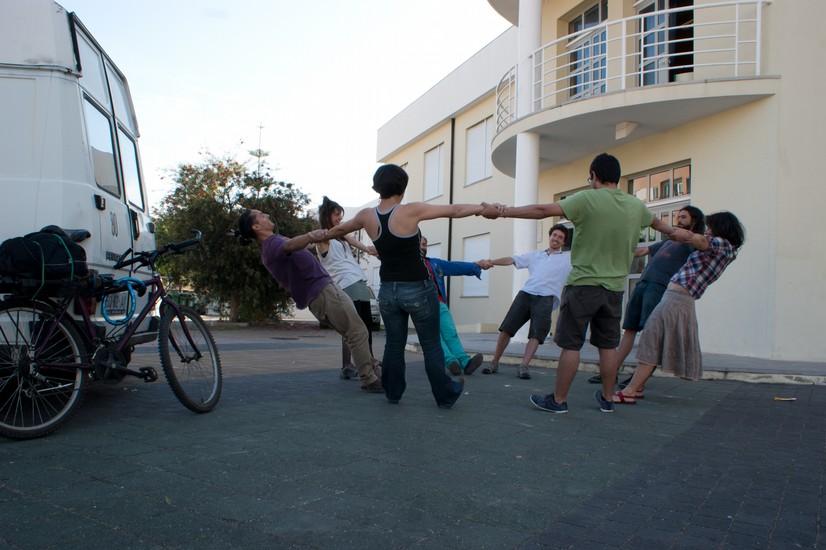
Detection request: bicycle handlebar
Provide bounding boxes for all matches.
[113,230,203,270]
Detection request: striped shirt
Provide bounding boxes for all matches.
[671,236,738,300]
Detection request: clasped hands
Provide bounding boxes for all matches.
[478,202,507,219]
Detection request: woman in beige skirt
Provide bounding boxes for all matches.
[613,212,745,404]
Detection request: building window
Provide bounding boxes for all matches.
[466,117,493,185]
[83,97,119,197]
[462,234,490,297]
[637,0,695,86]
[568,0,609,99]
[626,162,690,204]
[424,144,443,200]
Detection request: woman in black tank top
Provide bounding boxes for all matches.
[326,164,485,409]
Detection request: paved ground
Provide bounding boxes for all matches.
[1,324,824,549]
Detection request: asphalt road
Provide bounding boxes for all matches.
[1,325,823,549]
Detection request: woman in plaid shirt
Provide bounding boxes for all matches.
[614,212,745,404]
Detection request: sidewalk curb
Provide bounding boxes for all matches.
[405,343,826,386]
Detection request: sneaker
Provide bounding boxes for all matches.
[529,393,568,414]
[594,390,615,413]
[361,380,384,393]
[464,353,483,376]
[447,361,462,376]
[438,379,464,409]
[517,365,531,380]
[340,365,359,380]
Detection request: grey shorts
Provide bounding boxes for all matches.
[554,285,623,350]
[499,291,555,344]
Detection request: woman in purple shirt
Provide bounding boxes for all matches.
[237,209,383,393]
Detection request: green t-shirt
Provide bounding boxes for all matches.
[559,188,654,292]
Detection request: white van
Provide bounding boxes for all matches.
[0,0,155,276]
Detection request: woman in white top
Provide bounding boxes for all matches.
[317,196,379,379]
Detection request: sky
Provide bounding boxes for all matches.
[58,0,511,211]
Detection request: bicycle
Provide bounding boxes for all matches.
[0,230,222,439]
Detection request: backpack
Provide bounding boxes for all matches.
[0,226,89,281]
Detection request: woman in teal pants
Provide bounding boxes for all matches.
[420,236,488,375]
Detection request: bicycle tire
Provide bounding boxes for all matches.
[158,304,222,413]
[0,298,87,439]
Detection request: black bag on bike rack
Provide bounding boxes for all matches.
[0,225,89,282]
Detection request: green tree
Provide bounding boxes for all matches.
[153,155,316,322]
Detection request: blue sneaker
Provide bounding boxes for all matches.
[594,390,614,413]
[529,393,568,414]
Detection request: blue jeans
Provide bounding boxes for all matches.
[378,280,458,405]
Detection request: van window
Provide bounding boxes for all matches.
[118,127,144,210]
[83,98,120,197]
[77,33,110,107]
[106,62,136,134]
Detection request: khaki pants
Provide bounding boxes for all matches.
[308,283,377,385]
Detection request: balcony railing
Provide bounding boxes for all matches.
[495,66,517,132]
[495,0,770,133]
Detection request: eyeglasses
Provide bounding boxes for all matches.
[586,176,593,185]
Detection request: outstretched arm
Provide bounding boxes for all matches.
[408,202,484,222]
[651,216,676,239]
[326,210,367,240]
[282,229,328,253]
[481,202,565,220]
[428,257,482,277]
[671,228,710,251]
[487,256,515,267]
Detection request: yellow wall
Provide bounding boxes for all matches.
[382,95,519,331]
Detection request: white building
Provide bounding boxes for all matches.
[376,0,826,364]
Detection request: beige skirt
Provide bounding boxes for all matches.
[636,287,702,380]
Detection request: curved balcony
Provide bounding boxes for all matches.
[492,0,777,177]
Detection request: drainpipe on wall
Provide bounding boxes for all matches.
[446,117,456,308]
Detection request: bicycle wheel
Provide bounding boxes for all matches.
[0,299,87,439]
[158,304,222,413]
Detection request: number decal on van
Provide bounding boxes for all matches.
[110,211,119,237]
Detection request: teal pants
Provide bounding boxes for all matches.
[439,302,471,370]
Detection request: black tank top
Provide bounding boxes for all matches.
[373,206,428,282]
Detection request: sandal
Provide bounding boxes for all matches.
[482,363,499,375]
[612,391,637,405]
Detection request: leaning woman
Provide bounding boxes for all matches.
[317,196,381,380]
[325,164,484,409]
[614,211,745,404]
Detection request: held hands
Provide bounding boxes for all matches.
[670,228,693,243]
[307,229,328,243]
[475,259,494,270]
[479,202,507,219]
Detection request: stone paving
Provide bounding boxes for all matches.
[0,325,823,549]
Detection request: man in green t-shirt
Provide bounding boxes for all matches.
[482,153,675,413]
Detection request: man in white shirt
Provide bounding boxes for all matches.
[480,224,572,379]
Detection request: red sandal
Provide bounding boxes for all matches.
[612,391,637,405]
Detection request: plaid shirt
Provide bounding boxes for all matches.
[671,236,738,299]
